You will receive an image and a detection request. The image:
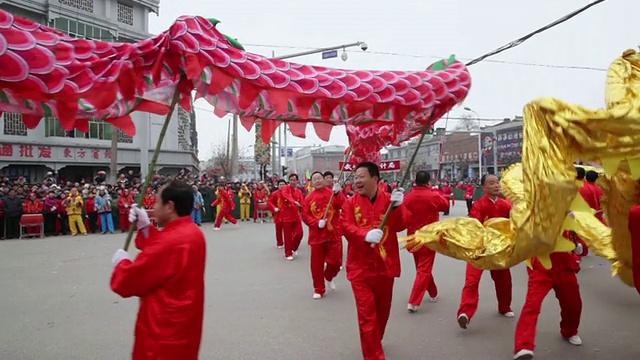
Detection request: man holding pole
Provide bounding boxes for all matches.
[302,171,345,299]
[340,162,409,360]
[110,181,206,360]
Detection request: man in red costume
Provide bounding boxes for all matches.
[340,162,410,360]
[212,185,237,230]
[513,233,588,360]
[284,174,305,256]
[457,174,514,329]
[457,180,476,215]
[440,181,454,215]
[268,180,285,248]
[22,192,44,234]
[142,187,156,210]
[111,181,206,360]
[302,171,345,299]
[404,171,449,313]
[272,177,303,260]
[579,170,605,224]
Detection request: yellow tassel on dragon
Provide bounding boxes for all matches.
[405,49,640,292]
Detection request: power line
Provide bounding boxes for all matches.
[244,1,608,72]
[465,0,607,66]
[245,43,606,71]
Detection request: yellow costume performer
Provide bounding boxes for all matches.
[239,185,252,221]
[406,49,640,289]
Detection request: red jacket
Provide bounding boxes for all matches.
[85,197,96,213]
[143,194,156,210]
[212,190,235,210]
[302,187,346,244]
[470,195,512,222]
[277,185,303,223]
[253,188,268,204]
[457,183,475,200]
[268,190,282,224]
[441,185,453,197]
[111,216,206,360]
[404,186,449,235]
[340,191,410,281]
[117,193,135,215]
[578,181,605,223]
[23,199,43,214]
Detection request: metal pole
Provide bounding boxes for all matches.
[283,124,288,169]
[230,114,239,179]
[492,130,498,175]
[226,116,231,176]
[110,128,118,183]
[274,42,365,60]
[477,133,482,178]
[278,125,282,176]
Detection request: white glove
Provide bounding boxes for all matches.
[332,183,341,194]
[111,249,130,268]
[390,188,404,207]
[274,208,280,213]
[573,243,583,255]
[318,219,327,229]
[365,229,384,244]
[128,204,151,229]
[124,204,129,208]
[51,206,57,212]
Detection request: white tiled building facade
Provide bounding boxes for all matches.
[0,0,199,183]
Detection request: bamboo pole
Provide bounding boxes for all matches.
[122,85,183,251]
[372,114,436,248]
[321,147,353,220]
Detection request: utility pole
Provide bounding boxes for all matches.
[226,116,231,176]
[230,114,239,179]
[109,127,118,183]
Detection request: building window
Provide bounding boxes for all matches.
[117,2,134,26]
[49,18,114,41]
[58,0,94,13]
[3,112,28,136]
[44,117,132,143]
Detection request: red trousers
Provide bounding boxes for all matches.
[274,222,283,247]
[408,248,438,306]
[282,221,298,257]
[310,241,342,295]
[351,276,394,360]
[215,208,237,227]
[514,268,581,352]
[458,263,512,320]
[119,214,130,232]
[292,220,303,251]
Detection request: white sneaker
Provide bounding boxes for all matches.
[277,245,284,249]
[428,295,439,303]
[566,335,582,346]
[285,256,294,261]
[407,304,419,313]
[328,280,336,291]
[213,227,220,231]
[313,293,322,300]
[502,311,515,318]
[513,349,534,360]
[457,314,469,329]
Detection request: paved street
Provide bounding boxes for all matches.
[1,202,639,360]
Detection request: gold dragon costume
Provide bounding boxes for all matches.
[406,49,640,292]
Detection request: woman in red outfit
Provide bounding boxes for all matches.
[456,180,476,215]
[22,193,43,234]
[142,187,156,210]
[253,182,269,222]
[268,180,286,248]
[117,189,135,232]
[440,181,454,215]
[302,172,346,299]
[457,174,514,329]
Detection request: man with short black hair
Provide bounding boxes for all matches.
[341,162,410,360]
[457,174,514,330]
[111,181,206,360]
[404,171,449,313]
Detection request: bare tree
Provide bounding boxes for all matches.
[207,142,231,177]
[455,114,479,131]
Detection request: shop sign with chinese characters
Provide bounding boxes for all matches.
[0,144,112,162]
[339,160,401,172]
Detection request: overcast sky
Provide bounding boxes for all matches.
[147,0,637,160]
